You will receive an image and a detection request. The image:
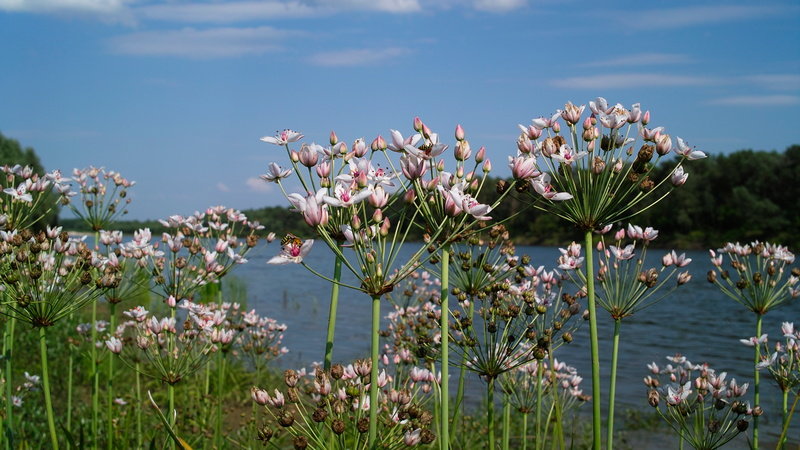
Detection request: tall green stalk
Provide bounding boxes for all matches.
[780,390,788,450]
[753,313,762,449]
[487,377,495,450]
[368,295,381,447]
[522,413,528,450]
[66,319,74,434]
[440,245,450,450]
[39,327,59,449]
[215,286,225,448]
[535,363,543,450]
[502,393,510,450]
[106,303,116,450]
[324,253,343,370]
[3,316,15,448]
[135,363,142,450]
[91,231,99,449]
[606,318,621,450]
[584,230,601,450]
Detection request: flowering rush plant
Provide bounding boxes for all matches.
[1,164,70,231]
[67,166,134,231]
[122,206,262,303]
[252,360,436,450]
[508,97,704,231]
[644,355,757,450]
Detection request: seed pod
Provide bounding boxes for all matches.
[332,419,345,435]
[357,418,370,434]
[293,435,308,449]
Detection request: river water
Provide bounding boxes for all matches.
[238,242,800,443]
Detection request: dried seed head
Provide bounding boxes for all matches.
[293,435,308,449]
[356,417,370,434]
[331,419,345,435]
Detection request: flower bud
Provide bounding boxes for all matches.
[372,208,383,223]
[648,389,659,407]
[454,140,471,161]
[552,121,561,133]
[413,117,423,132]
[736,419,748,432]
[371,135,387,151]
[290,150,299,163]
[404,188,417,203]
[353,138,367,157]
[475,146,486,163]
[483,159,492,173]
[455,124,465,141]
[642,110,650,126]
[330,131,338,145]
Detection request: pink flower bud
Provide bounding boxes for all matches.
[251,387,270,405]
[266,232,277,243]
[454,140,471,161]
[456,166,464,179]
[552,121,561,133]
[483,159,492,173]
[455,124,465,141]
[371,135,387,151]
[404,189,417,203]
[413,117,423,132]
[316,161,331,178]
[475,146,486,163]
[372,208,383,223]
[614,229,625,241]
[353,138,367,157]
[290,150,299,163]
[351,214,362,230]
[436,159,445,172]
[381,218,390,236]
[330,131,338,145]
[166,295,177,308]
[642,110,650,126]
[422,123,432,139]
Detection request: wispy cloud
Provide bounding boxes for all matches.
[472,0,527,13]
[108,26,298,58]
[308,47,412,67]
[581,53,692,67]
[745,74,800,91]
[0,0,134,23]
[620,5,790,30]
[216,182,231,192]
[245,177,272,193]
[551,73,717,89]
[707,95,800,106]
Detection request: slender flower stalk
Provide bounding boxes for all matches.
[708,240,797,448]
[324,252,343,370]
[39,326,58,449]
[510,98,705,449]
[439,245,450,450]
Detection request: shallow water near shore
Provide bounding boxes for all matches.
[241,242,800,444]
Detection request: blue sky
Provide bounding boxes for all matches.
[1,0,798,220]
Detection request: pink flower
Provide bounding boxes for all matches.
[323,183,373,208]
[508,155,540,180]
[674,137,706,160]
[105,337,122,354]
[287,189,329,227]
[531,173,572,201]
[260,129,303,146]
[268,236,314,265]
[670,166,688,186]
[400,154,429,180]
[387,129,421,152]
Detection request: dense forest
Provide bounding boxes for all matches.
[3,130,797,250]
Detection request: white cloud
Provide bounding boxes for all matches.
[621,5,789,30]
[308,47,412,67]
[139,1,317,23]
[745,74,800,91]
[245,177,272,193]
[551,73,716,89]
[581,53,692,67]
[472,0,526,13]
[707,95,800,106]
[0,0,134,22]
[216,182,231,192]
[108,26,297,58]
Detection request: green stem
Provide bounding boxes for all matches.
[522,413,528,450]
[368,294,380,447]
[536,362,543,450]
[780,390,788,449]
[488,377,495,450]
[502,393,510,450]
[777,393,799,449]
[753,313,762,449]
[168,384,175,448]
[39,327,59,449]
[584,230,601,450]
[91,300,99,449]
[66,327,74,434]
[549,351,565,450]
[440,245,450,450]
[216,351,225,448]
[450,352,468,445]
[606,319,621,450]
[3,316,15,448]
[324,253,343,370]
[107,303,116,450]
[136,363,142,450]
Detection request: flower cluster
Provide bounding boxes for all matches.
[1,164,70,230]
[644,355,757,450]
[508,98,704,231]
[112,303,219,385]
[252,360,436,449]
[500,358,588,414]
[708,241,798,315]
[67,166,134,231]
[382,271,442,367]
[123,206,262,303]
[0,227,104,327]
[754,322,800,394]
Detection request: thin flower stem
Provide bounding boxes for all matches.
[3,316,15,448]
[450,352,467,445]
[66,316,74,434]
[536,363,543,450]
[215,351,225,448]
[135,362,142,450]
[440,244,450,450]
[584,230,602,450]
[606,318,621,450]
[753,313,762,449]
[92,231,99,450]
[522,413,528,450]
[777,392,799,448]
[502,393,510,450]
[39,327,59,449]
[488,377,496,450]
[780,390,788,449]
[324,253,343,370]
[368,294,380,447]
[107,303,116,450]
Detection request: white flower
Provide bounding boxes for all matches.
[674,137,706,160]
[260,162,292,183]
[260,129,303,146]
[268,237,314,265]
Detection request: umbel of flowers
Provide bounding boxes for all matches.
[645,355,757,450]
[261,119,506,448]
[708,241,798,447]
[753,322,800,446]
[558,224,693,449]
[507,97,705,449]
